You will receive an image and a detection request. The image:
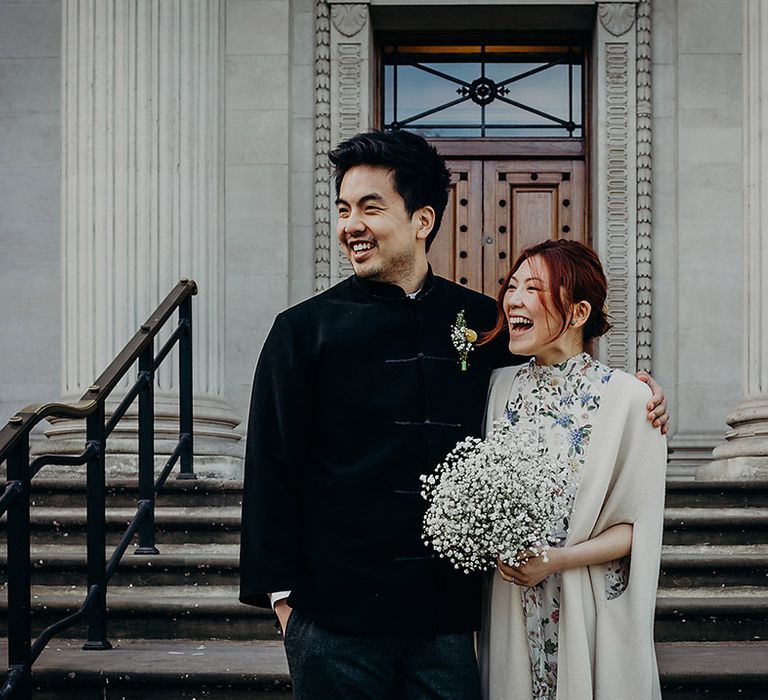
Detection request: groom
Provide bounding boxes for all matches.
[239,130,668,699]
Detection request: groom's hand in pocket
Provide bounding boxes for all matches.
[275,599,293,635]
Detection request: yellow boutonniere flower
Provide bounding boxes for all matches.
[451,310,477,371]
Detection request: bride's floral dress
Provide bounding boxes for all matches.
[504,353,629,699]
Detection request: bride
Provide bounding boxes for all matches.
[477,239,667,700]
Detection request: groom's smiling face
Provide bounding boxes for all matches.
[335,165,427,289]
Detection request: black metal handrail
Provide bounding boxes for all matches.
[0,279,197,699]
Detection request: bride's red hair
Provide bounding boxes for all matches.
[480,239,612,346]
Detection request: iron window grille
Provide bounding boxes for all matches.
[381,43,585,138]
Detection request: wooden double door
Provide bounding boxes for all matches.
[429,159,587,296]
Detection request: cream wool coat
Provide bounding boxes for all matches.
[478,365,667,700]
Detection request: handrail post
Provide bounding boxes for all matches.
[135,345,159,554]
[6,431,32,697]
[82,402,112,651]
[177,294,195,480]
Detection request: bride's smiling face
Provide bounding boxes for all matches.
[503,255,588,364]
[503,257,562,357]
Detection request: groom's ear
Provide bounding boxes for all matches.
[414,206,436,241]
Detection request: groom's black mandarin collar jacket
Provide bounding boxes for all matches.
[239,269,515,634]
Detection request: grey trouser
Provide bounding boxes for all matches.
[283,608,482,700]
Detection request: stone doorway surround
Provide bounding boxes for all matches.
[313,0,652,375]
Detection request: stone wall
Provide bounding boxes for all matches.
[224,0,293,423]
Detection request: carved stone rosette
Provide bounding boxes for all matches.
[599,2,637,37]
[331,3,368,37]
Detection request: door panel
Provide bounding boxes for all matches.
[484,160,587,294]
[430,158,587,296]
[513,189,558,246]
[429,160,483,291]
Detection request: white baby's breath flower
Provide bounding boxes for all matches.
[420,421,569,573]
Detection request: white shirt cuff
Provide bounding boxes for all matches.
[269,590,291,608]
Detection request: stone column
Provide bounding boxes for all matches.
[46,0,242,477]
[705,0,768,479]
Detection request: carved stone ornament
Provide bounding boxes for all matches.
[636,0,653,373]
[314,1,332,291]
[598,2,636,37]
[603,42,631,372]
[330,4,367,37]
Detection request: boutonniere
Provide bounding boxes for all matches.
[451,310,478,371]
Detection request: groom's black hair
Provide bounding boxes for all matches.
[329,130,451,251]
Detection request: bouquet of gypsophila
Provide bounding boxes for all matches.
[421,421,570,574]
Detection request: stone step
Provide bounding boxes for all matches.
[23,477,768,509]
[660,544,768,587]
[5,583,766,645]
[0,585,276,641]
[8,543,768,589]
[655,587,768,642]
[17,638,291,699]
[2,639,765,699]
[0,506,241,545]
[656,641,768,699]
[663,508,768,545]
[0,544,240,587]
[27,477,768,509]
[28,478,243,509]
[9,506,767,548]
[665,478,768,509]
